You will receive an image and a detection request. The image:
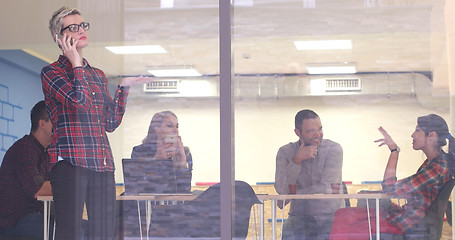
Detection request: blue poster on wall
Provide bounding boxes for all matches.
[0,50,48,163]
[0,84,22,154]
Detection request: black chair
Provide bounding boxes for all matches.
[446,200,452,226]
[0,233,41,240]
[402,176,455,240]
[148,180,262,239]
[0,227,41,240]
[342,181,350,207]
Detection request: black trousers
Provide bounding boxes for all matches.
[51,161,115,240]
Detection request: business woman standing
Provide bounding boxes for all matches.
[41,6,152,239]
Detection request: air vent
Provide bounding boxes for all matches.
[325,78,361,92]
[143,80,180,93]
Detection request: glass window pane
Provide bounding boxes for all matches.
[0,1,230,239]
[2,0,454,239]
[233,0,452,239]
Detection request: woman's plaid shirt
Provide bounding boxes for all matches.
[41,55,129,172]
[382,154,450,231]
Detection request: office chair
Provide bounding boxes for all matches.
[0,233,41,240]
[148,180,262,239]
[377,176,455,240]
[446,200,452,226]
[342,181,350,207]
[402,176,455,240]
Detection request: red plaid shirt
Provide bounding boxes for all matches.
[382,154,450,231]
[0,135,50,227]
[41,55,129,172]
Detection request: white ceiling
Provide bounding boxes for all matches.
[0,0,448,85]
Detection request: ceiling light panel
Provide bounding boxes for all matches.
[105,45,167,54]
[303,0,315,8]
[160,0,174,8]
[148,69,202,77]
[306,62,356,74]
[231,0,254,6]
[307,66,356,74]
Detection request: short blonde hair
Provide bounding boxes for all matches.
[48,6,81,40]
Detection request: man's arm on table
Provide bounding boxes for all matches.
[35,181,52,198]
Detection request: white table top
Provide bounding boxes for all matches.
[38,192,398,202]
[256,193,397,201]
[37,194,198,201]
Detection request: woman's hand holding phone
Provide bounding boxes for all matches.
[161,135,187,168]
[164,135,177,145]
[154,135,177,159]
[55,33,83,67]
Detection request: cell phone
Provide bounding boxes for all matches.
[55,34,74,46]
[164,135,177,144]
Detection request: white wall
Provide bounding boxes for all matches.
[110,89,450,186]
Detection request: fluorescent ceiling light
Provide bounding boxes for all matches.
[306,63,356,74]
[231,0,254,6]
[307,66,356,74]
[105,45,167,54]
[161,0,174,8]
[294,40,352,50]
[303,0,315,8]
[148,69,202,77]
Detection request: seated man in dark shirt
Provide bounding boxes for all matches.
[0,101,53,239]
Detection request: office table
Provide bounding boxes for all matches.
[37,194,197,240]
[39,193,399,240]
[256,193,402,240]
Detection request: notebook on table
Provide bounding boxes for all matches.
[122,158,180,195]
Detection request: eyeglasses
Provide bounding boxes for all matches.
[60,22,90,34]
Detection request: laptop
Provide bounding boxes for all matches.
[122,158,179,195]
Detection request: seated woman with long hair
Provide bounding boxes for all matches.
[131,111,193,193]
[330,114,455,240]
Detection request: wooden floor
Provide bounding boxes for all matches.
[442,222,453,240]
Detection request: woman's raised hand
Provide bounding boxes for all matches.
[120,76,154,87]
[374,126,398,150]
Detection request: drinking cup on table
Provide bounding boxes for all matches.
[331,183,341,194]
[288,184,298,194]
